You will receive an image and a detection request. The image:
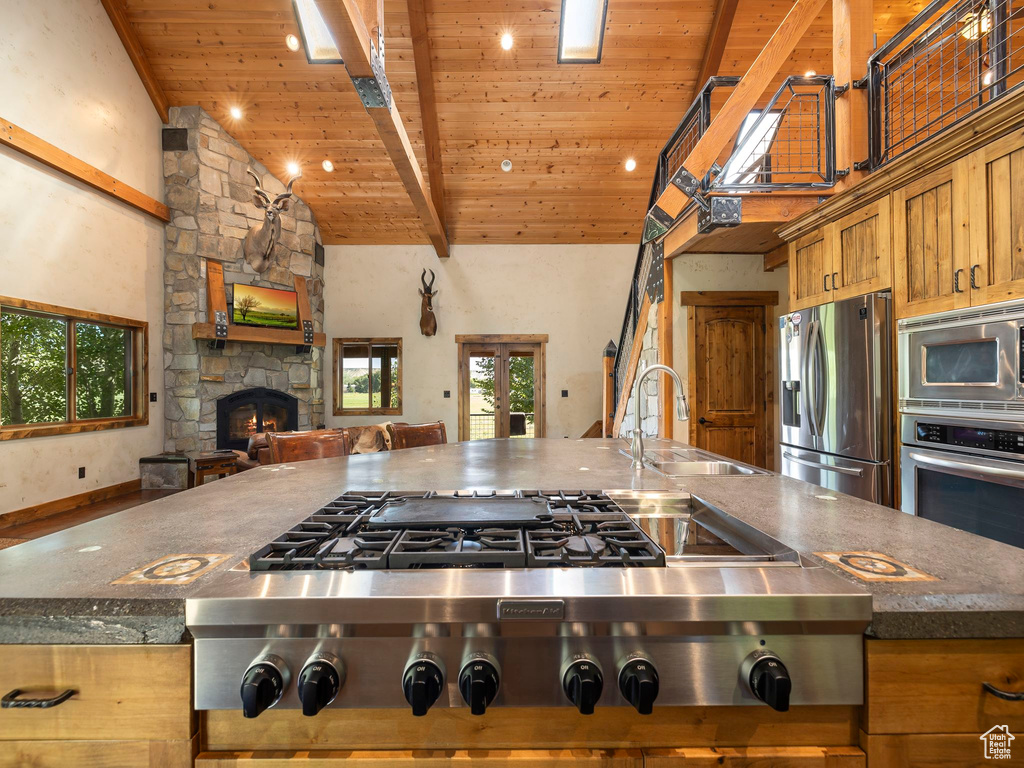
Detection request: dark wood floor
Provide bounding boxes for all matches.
[0,490,179,548]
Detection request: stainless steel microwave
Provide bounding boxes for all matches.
[898,299,1024,416]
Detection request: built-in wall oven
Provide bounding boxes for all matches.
[901,415,1024,549]
[898,299,1024,549]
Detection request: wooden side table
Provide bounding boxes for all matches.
[188,451,238,488]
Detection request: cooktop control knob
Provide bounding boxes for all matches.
[747,653,791,712]
[240,654,288,719]
[561,657,603,715]
[403,657,445,716]
[458,658,500,715]
[298,652,344,717]
[618,658,659,715]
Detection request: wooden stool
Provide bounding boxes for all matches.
[188,451,238,488]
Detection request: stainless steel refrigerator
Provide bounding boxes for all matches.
[778,292,892,505]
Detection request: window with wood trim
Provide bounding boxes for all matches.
[0,298,149,440]
[333,338,402,416]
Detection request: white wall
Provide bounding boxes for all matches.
[0,0,165,514]
[670,253,790,454]
[323,244,636,439]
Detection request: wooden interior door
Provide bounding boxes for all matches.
[789,226,833,310]
[830,197,892,301]
[892,162,971,318]
[689,304,768,467]
[968,131,1024,305]
[457,336,546,441]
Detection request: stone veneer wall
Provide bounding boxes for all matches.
[162,106,325,453]
[619,301,661,438]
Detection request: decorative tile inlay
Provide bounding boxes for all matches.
[815,551,938,582]
[112,553,232,585]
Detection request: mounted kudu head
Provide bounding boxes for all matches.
[419,268,438,337]
[243,169,298,273]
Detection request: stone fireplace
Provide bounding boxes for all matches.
[161,106,325,454]
[216,388,298,451]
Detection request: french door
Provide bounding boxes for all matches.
[456,335,546,441]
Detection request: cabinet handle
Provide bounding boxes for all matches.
[954,268,963,293]
[1,689,76,709]
[823,273,831,292]
[983,682,1024,701]
[970,264,981,289]
[832,272,839,291]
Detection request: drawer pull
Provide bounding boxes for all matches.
[983,682,1024,701]
[1,688,76,709]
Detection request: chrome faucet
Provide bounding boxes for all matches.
[630,364,690,470]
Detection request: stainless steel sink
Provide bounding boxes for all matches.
[620,446,771,477]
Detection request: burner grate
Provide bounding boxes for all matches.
[249,491,666,571]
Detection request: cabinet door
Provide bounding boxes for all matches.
[789,227,833,310]
[968,130,1024,305]
[830,198,892,301]
[891,162,970,319]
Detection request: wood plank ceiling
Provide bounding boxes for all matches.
[122,0,925,245]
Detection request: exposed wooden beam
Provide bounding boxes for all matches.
[98,0,170,123]
[611,293,652,438]
[0,118,170,222]
[320,0,449,258]
[680,290,780,306]
[695,0,740,92]
[645,0,828,236]
[407,0,447,233]
[833,0,874,188]
[763,243,789,271]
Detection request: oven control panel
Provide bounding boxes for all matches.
[916,422,1024,454]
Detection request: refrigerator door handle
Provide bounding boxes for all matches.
[802,320,819,437]
[783,451,865,477]
[814,317,828,430]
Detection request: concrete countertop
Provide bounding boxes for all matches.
[0,438,1021,643]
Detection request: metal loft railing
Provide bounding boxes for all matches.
[863,0,1024,169]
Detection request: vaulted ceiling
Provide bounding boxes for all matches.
[120,0,925,245]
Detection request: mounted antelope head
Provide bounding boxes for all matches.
[243,169,298,273]
[419,268,438,337]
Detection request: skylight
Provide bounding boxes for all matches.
[720,111,783,186]
[558,0,609,64]
[292,0,343,64]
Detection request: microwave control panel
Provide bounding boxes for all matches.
[916,422,1024,454]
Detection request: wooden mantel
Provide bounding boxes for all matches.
[191,262,326,348]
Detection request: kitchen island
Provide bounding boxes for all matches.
[0,438,1022,768]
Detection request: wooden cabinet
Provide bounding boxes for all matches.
[891,162,971,318]
[789,226,834,309]
[830,198,892,301]
[646,747,865,767]
[0,645,194,767]
[968,129,1024,305]
[196,749,643,767]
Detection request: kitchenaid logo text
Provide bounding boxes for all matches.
[981,725,1015,760]
[497,600,565,620]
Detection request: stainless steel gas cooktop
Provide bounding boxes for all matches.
[188,490,871,719]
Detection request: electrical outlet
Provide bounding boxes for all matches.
[150,392,158,402]
[78,467,86,479]
[443,390,451,398]
[561,389,569,398]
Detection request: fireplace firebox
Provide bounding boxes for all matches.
[216,388,298,451]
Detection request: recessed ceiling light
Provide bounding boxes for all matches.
[286,34,301,51]
[229,106,243,120]
[501,159,512,172]
[624,158,637,172]
[322,159,334,172]
[500,32,514,50]
[292,0,343,63]
[805,70,817,77]
[558,0,609,63]
[286,161,301,177]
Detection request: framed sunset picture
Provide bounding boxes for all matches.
[231,284,298,329]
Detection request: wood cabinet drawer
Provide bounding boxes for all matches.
[0,645,191,741]
[865,639,1024,734]
[196,749,643,767]
[0,738,194,768]
[645,747,865,767]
